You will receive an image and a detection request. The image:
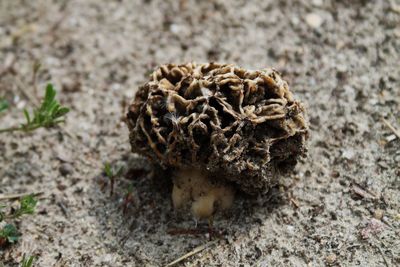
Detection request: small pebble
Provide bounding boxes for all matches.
[62,77,81,93]
[326,254,336,264]
[305,13,323,28]
[342,149,355,160]
[336,64,347,73]
[169,24,180,34]
[312,0,323,6]
[373,209,384,220]
[385,134,397,142]
[59,163,74,176]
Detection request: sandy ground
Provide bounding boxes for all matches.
[0,0,399,266]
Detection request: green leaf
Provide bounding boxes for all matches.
[54,107,69,118]
[19,195,37,215]
[0,99,9,113]
[21,254,36,267]
[0,205,5,222]
[0,83,69,133]
[44,84,56,105]
[23,109,31,124]
[104,163,113,178]
[126,184,134,194]
[0,224,20,243]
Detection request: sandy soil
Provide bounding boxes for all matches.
[0,0,399,266]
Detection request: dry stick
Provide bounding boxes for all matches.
[375,243,390,267]
[382,118,400,139]
[289,197,300,209]
[165,240,219,267]
[0,191,44,201]
[31,61,41,98]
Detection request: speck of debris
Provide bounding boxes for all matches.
[326,254,337,265]
[305,13,323,28]
[360,218,385,239]
[59,163,74,176]
[373,209,384,220]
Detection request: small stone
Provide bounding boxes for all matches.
[312,0,323,6]
[360,218,385,239]
[373,209,384,220]
[290,16,300,26]
[59,163,74,176]
[169,24,180,34]
[326,254,336,264]
[342,149,355,160]
[386,134,397,142]
[305,13,323,28]
[336,64,347,73]
[62,77,81,93]
[16,100,26,109]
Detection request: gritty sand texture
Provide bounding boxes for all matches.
[0,0,399,266]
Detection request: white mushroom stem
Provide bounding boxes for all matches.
[172,167,235,221]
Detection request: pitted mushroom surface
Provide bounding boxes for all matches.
[126,63,308,219]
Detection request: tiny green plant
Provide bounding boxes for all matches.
[11,194,38,219]
[0,84,69,133]
[20,254,36,267]
[122,184,135,215]
[0,224,19,244]
[0,195,38,247]
[104,162,124,197]
[0,98,9,113]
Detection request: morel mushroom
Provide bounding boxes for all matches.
[126,63,308,220]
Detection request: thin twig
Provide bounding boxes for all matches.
[167,227,224,239]
[289,197,300,209]
[31,61,41,98]
[0,191,44,201]
[57,201,69,218]
[352,183,377,199]
[382,118,400,139]
[0,126,21,134]
[165,240,219,267]
[374,243,390,267]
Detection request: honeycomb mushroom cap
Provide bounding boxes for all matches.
[126,63,308,194]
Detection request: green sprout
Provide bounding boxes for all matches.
[20,254,36,267]
[0,99,9,113]
[0,84,69,133]
[0,224,20,244]
[0,204,5,221]
[11,195,38,219]
[0,195,38,247]
[104,162,124,197]
[0,195,37,222]
[122,184,135,215]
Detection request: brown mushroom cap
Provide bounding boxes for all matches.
[126,63,308,194]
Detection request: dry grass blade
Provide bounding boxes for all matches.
[374,243,390,267]
[0,191,44,201]
[165,240,219,267]
[351,184,377,200]
[382,118,400,139]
